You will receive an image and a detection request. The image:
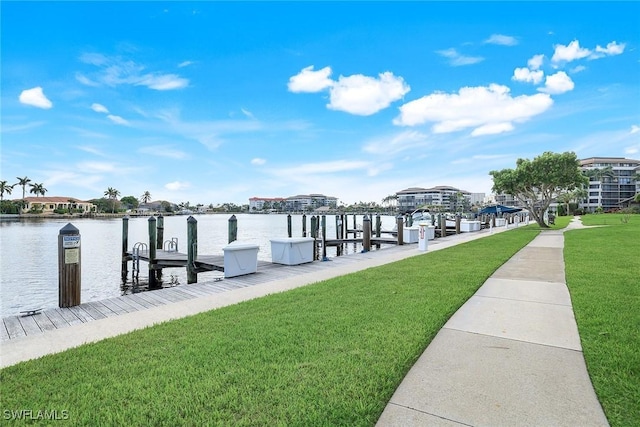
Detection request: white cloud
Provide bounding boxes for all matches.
[251,158,267,165]
[436,48,484,66]
[551,40,591,63]
[363,130,430,155]
[165,181,190,191]
[485,34,518,46]
[138,145,188,159]
[91,103,109,113]
[19,87,53,109]
[630,125,640,134]
[77,161,117,173]
[241,108,255,119]
[327,72,410,116]
[570,65,587,73]
[178,60,194,68]
[394,84,553,136]
[528,54,545,70]
[107,114,130,125]
[77,53,189,90]
[136,73,188,90]
[288,66,333,93]
[471,122,515,136]
[512,67,544,84]
[592,41,626,58]
[539,71,574,94]
[272,160,371,177]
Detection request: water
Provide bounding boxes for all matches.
[0,214,398,317]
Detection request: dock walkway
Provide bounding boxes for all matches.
[0,225,511,368]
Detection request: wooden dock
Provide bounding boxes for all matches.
[127,248,225,273]
[1,244,418,342]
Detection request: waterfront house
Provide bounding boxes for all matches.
[16,197,96,214]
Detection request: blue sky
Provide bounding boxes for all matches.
[2,1,639,206]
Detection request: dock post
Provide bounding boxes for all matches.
[228,214,237,243]
[58,223,81,307]
[353,214,357,236]
[148,216,158,289]
[157,214,164,249]
[362,215,371,252]
[287,214,292,238]
[335,215,342,256]
[302,214,307,237]
[121,216,129,284]
[396,215,404,246]
[187,216,198,284]
[375,213,381,249]
[321,215,328,261]
[455,214,461,234]
[310,215,318,260]
[440,215,447,238]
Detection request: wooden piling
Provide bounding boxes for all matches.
[455,215,461,234]
[148,216,158,289]
[157,214,164,249]
[310,215,318,260]
[440,214,447,237]
[362,215,371,252]
[228,214,237,243]
[321,215,328,261]
[375,214,381,249]
[58,223,81,307]
[335,215,342,256]
[121,216,129,283]
[302,214,307,237]
[396,216,404,246]
[287,214,292,238]
[187,216,198,284]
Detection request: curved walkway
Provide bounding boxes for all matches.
[377,218,609,426]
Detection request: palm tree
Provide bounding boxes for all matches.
[15,176,32,200]
[0,180,14,202]
[29,182,47,197]
[140,191,152,204]
[104,187,121,213]
[556,192,573,216]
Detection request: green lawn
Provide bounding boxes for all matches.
[0,227,538,426]
[1,215,636,426]
[564,214,640,427]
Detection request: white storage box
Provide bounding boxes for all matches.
[270,237,314,265]
[223,242,259,278]
[460,220,481,232]
[403,227,419,243]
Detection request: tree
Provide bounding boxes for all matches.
[29,182,47,197]
[140,191,152,204]
[104,187,121,213]
[0,180,14,202]
[15,176,32,201]
[120,196,139,210]
[556,192,574,216]
[490,152,587,228]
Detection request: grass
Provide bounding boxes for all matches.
[564,214,640,427]
[0,227,539,426]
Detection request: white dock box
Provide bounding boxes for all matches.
[222,242,259,278]
[270,237,314,265]
[403,227,420,243]
[460,220,481,232]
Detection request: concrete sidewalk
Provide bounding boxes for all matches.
[377,218,609,426]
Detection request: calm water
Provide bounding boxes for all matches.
[0,214,397,317]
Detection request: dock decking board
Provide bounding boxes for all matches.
[2,244,420,342]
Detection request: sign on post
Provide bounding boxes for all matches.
[58,223,81,307]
